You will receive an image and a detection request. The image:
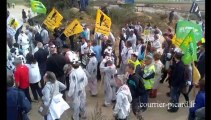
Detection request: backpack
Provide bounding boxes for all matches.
[133,74,146,95]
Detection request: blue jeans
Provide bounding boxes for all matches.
[139,90,149,112]
[170,87,181,104]
[80,0,86,11]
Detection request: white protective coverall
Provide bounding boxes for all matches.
[86,56,98,95]
[68,66,88,120]
[100,59,117,106]
[127,33,137,51]
[17,32,30,57]
[7,47,26,75]
[119,46,133,74]
[114,84,132,119]
[153,60,164,89]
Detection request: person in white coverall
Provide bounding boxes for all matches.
[17,30,30,57]
[127,29,137,51]
[86,50,98,96]
[100,57,117,107]
[113,75,132,120]
[150,52,164,98]
[68,57,88,120]
[119,41,134,74]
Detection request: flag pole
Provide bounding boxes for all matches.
[143,36,149,60]
[187,13,190,21]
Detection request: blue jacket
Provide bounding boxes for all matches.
[92,45,102,63]
[7,87,31,120]
[189,91,205,119]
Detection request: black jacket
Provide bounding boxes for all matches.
[127,73,146,99]
[171,61,186,87]
[46,53,66,78]
[34,32,42,43]
[34,48,49,74]
[197,52,205,78]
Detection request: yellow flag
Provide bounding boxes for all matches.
[95,9,112,36]
[8,18,20,30]
[172,34,183,47]
[201,37,205,43]
[43,8,63,31]
[192,63,201,84]
[63,19,84,37]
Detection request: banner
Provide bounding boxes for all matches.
[181,30,198,65]
[95,9,111,36]
[144,29,150,36]
[7,17,22,31]
[176,20,203,44]
[43,8,63,31]
[31,0,47,14]
[63,19,84,37]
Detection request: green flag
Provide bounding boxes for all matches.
[180,30,198,65]
[176,20,203,43]
[31,1,46,14]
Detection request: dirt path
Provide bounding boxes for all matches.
[8,5,37,22]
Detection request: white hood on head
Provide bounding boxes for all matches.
[117,84,131,96]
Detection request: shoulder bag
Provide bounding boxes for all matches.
[38,83,56,116]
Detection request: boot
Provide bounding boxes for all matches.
[149,89,157,98]
[152,89,157,98]
[167,100,179,113]
[149,90,153,98]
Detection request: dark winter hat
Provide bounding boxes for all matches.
[174,52,183,60]
[62,44,69,49]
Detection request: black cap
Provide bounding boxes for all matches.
[62,44,69,49]
[175,52,183,60]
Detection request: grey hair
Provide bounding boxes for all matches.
[116,74,127,83]
[45,71,57,83]
[145,55,153,61]
[13,57,22,66]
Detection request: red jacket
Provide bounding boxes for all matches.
[14,64,30,89]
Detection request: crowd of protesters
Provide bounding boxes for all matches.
[7,9,205,120]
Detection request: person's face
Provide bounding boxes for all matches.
[50,46,56,54]
[115,79,122,87]
[131,55,136,62]
[144,59,152,65]
[126,66,133,74]
[63,48,68,52]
